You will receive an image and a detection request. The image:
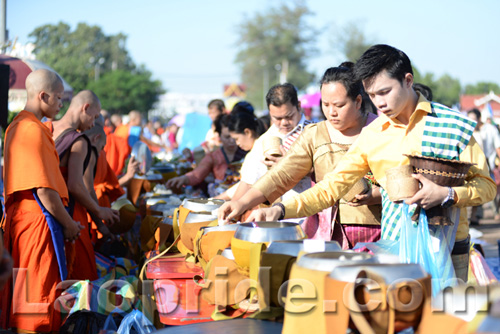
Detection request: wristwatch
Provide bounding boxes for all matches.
[272,202,286,220]
[441,187,455,209]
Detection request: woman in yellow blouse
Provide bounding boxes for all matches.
[219,63,382,247]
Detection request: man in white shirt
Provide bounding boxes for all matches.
[231,83,313,201]
[468,108,500,223]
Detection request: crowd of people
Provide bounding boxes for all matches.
[0,44,498,332]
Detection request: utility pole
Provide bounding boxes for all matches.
[0,0,7,54]
[280,59,288,84]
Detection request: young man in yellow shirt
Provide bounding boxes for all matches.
[223,44,495,282]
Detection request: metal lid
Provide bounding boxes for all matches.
[297,251,375,272]
[266,240,341,257]
[182,198,225,212]
[201,224,239,235]
[234,221,306,243]
[329,263,427,282]
[183,212,217,224]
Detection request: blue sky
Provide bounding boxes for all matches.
[7,0,500,95]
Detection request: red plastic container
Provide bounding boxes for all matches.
[146,256,215,325]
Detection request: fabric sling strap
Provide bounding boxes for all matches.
[32,189,69,281]
[54,128,92,216]
[380,102,475,242]
[55,128,92,172]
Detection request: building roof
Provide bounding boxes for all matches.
[460,91,500,118]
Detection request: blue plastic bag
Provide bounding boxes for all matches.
[117,309,156,334]
[357,203,456,295]
[100,312,120,333]
[399,204,456,294]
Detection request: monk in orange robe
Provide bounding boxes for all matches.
[49,91,119,282]
[106,111,166,176]
[113,123,129,139]
[100,109,114,135]
[104,132,131,176]
[0,69,83,332]
[94,150,125,207]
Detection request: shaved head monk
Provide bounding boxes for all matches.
[47,90,120,282]
[1,69,83,332]
[126,110,166,152]
[84,115,139,241]
[86,115,138,198]
[105,113,132,176]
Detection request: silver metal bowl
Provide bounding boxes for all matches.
[329,263,427,283]
[296,251,375,272]
[131,141,152,174]
[266,240,341,257]
[221,248,234,260]
[200,224,239,235]
[183,212,217,224]
[233,221,306,243]
[182,198,225,212]
[432,284,489,323]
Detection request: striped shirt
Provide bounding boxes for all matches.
[282,116,313,152]
[240,114,313,187]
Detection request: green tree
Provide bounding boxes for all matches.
[330,21,375,62]
[29,22,135,92]
[464,82,500,95]
[87,67,164,116]
[414,70,461,107]
[235,1,318,109]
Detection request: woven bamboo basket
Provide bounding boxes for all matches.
[342,178,370,203]
[404,154,474,187]
[405,154,475,225]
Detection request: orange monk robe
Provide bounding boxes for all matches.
[114,124,129,140]
[1,110,69,332]
[103,125,114,136]
[89,150,125,242]
[104,132,131,176]
[94,150,125,207]
[68,200,98,281]
[43,121,99,282]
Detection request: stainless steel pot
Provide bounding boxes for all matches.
[233,221,306,243]
[181,198,225,212]
[329,263,427,283]
[131,141,152,174]
[296,251,375,272]
[221,248,235,260]
[266,240,341,257]
[200,224,239,235]
[183,212,217,224]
